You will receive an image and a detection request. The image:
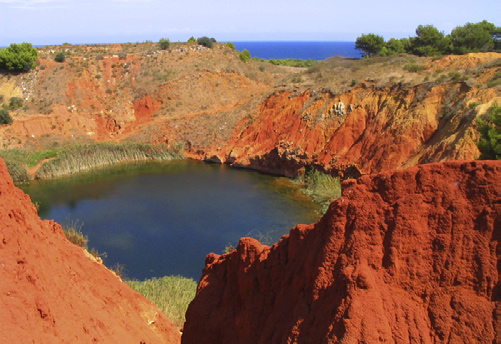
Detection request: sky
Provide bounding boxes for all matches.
[0,0,499,46]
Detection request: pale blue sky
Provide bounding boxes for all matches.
[0,0,499,46]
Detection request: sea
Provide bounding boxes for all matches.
[231,41,361,60]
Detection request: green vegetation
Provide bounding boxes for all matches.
[0,43,38,72]
[158,38,170,50]
[263,58,318,68]
[239,49,251,63]
[36,142,183,179]
[296,168,342,213]
[225,42,235,50]
[476,102,500,160]
[197,37,215,49]
[187,36,196,43]
[127,276,197,327]
[356,20,499,57]
[403,64,428,73]
[0,148,57,182]
[54,52,66,63]
[0,109,13,125]
[355,33,385,56]
[62,219,88,248]
[5,96,23,110]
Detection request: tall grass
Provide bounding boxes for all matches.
[36,142,183,179]
[127,276,197,327]
[297,169,342,213]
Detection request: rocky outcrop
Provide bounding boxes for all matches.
[0,158,181,343]
[182,160,500,343]
[208,82,499,177]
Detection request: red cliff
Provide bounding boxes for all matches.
[0,158,181,343]
[182,160,500,343]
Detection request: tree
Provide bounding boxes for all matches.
[385,38,406,55]
[197,36,214,48]
[0,109,13,125]
[0,42,38,72]
[187,37,196,43]
[410,25,450,56]
[355,33,385,56]
[450,21,497,54]
[158,38,170,50]
[54,52,66,63]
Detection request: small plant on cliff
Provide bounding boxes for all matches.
[127,275,197,327]
[476,102,500,160]
[0,109,13,125]
[225,42,235,50]
[6,97,23,110]
[62,219,88,249]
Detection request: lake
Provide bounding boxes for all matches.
[19,160,321,281]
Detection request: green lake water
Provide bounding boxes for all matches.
[19,160,321,281]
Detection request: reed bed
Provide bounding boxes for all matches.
[127,276,197,327]
[36,142,183,179]
[296,169,342,213]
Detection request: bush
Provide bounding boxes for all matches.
[239,49,251,62]
[7,97,23,110]
[158,38,170,50]
[225,42,235,50]
[403,64,428,72]
[0,42,38,72]
[187,36,196,43]
[0,109,13,125]
[54,52,66,63]
[197,36,214,48]
[476,102,500,160]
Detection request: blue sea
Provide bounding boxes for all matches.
[231,41,361,60]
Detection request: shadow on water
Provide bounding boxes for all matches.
[19,160,321,280]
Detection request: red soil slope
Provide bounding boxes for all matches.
[0,158,181,343]
[183,160,500,344]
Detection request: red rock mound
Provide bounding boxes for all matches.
[0,158,180,343]
[183,160,500,343]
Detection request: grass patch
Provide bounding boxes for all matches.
[36,142,183,179]
[62,218,88,249]
[127,276,197,327]
[296,168,342,213]
[259,58,319,68]
[403,64,428,73]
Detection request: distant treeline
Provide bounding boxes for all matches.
[356,20,500,57]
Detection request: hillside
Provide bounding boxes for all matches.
[182,160,500,343]
[0,157,181,343]
[0,43,499,179]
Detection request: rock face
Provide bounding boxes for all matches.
[183,160,500,343]
[0,158,180,343]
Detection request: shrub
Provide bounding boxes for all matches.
[296,168,341,213]
[403,64,428,73]
[7,97,23,110]
[54,52,66,63]
[225,42,235,50]
[158,38,170,50]
[187,36,196,43]
[197,36,214,48]
[239,49,251,62]
[476,102,500,160]
[0,109,13,125]
[0,42,38,72]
